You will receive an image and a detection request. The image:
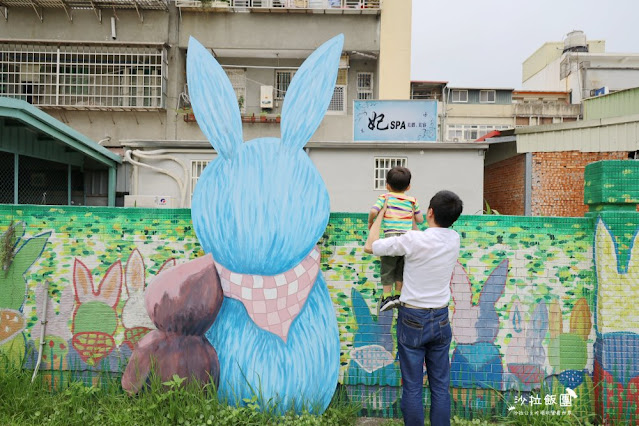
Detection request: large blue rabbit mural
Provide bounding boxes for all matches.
[186,35,343,414]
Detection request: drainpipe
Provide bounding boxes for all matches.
[525,152,532,216]
[31,281,49,383]
[123,150,189,208]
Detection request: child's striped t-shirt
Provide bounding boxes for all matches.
[372,192,421,234]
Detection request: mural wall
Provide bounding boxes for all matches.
[1,161,638,422]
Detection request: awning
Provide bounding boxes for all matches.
[0,96,121,205]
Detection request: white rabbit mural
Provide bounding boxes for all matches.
[186,35,343,413]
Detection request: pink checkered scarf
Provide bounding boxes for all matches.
[214,247,320,342]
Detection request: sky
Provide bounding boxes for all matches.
[411,0,639,89]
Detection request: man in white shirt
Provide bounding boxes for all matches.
[365,190,463,426]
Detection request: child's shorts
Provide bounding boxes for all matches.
[380,255,405,286]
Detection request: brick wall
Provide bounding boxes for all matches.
[484,154,526,215]
[531,151,628,217]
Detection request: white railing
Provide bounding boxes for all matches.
[175,0,380,10]
[0,43,167,110]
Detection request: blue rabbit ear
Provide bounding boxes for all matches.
[281,34,344,151]
[479,259,508,306]
[187,37,243,160]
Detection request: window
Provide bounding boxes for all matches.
[374,157,407,190]
[86,170,108,197]
[275,69,295,99]
[451,89,468,103]
[190,160,211,203]
[446,124,511,141]
[223,67,246,114]
[357,72,373,100]
[0,42,167,109]
[479,90,496,103]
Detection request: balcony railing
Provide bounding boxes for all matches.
[175,0,380,13]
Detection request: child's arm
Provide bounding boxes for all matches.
[412,200,424,230]
[365,201,387,254]
[368,194,386,229]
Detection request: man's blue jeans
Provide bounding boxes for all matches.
[397,305,452,426]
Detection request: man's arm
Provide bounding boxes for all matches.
[365,202,386,253]
[367,209,378,230]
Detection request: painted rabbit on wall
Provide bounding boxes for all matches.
[504,299,548,390]
[449,260,507,390]
[187,35,343,414]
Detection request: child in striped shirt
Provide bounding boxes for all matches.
[368,166,424,313]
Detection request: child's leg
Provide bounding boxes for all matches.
[394,256,405,297]
[382,283,393,297]
[379,256,399,313]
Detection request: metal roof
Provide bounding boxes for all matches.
[515,114,639,153]
[0,97,121,167]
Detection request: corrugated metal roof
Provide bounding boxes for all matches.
[0,97,121,167]
[515,114,639,153]
[584,86,639,120]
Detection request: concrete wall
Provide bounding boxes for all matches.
[522,40,605,86]
[308,145,485,214]
[378,0,411,99]
[125,144,486,213]
[179,13,379,51]
[522,56,565,92]
[0,9,170,42]
[446,103,515,126]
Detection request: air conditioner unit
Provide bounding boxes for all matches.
[260,85,273,109]
[124,195,178,208]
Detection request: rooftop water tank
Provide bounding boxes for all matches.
[563,30,588,53]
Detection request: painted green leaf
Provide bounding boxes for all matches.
[0,232,50,310]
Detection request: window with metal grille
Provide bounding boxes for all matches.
[223,67,247,114]
[479,90,496,103]
[327,85,346,113]
[374,157,407,190]
[0,42,167,109]
[275,70,295,99]
[357,72,373,100]
[190,160,211,202]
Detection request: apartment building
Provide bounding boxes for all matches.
[410,82,581,143]
[522,30,639,104]
[0,0,488,213]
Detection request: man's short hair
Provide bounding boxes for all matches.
[386,167,411,192]
[429,190,463,228]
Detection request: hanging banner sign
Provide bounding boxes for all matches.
[353,100,437,142]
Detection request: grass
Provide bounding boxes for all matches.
[0,356,360,426]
